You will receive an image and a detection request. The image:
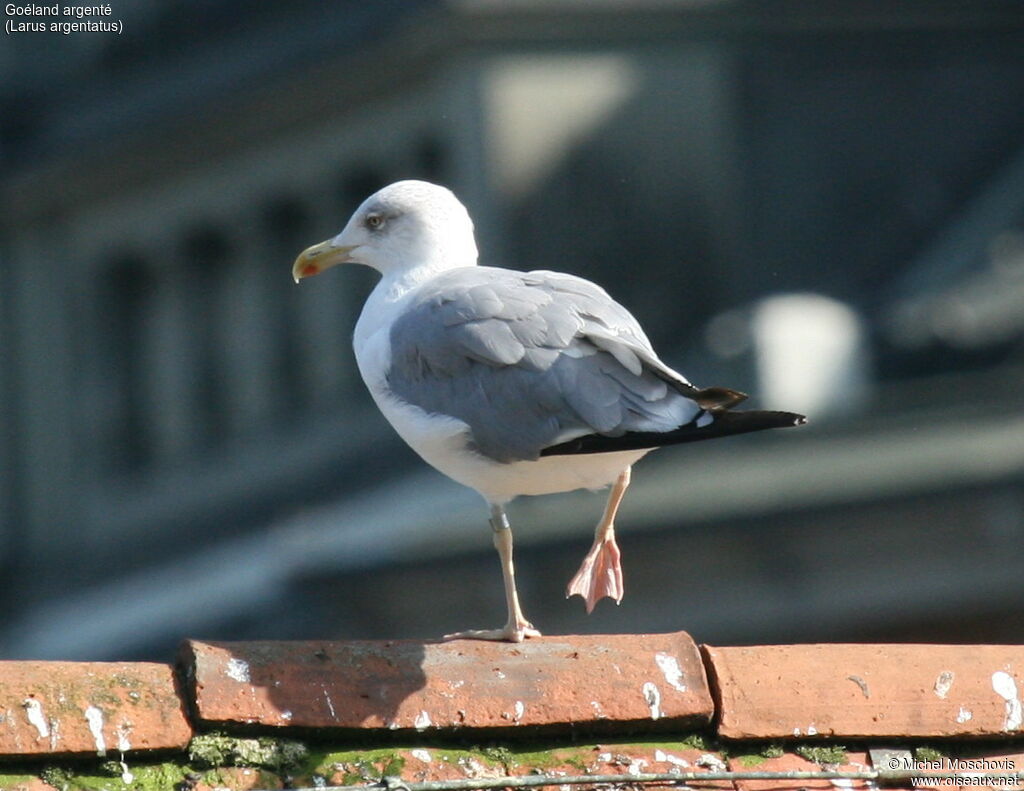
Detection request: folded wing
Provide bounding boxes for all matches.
[386,267,711,463]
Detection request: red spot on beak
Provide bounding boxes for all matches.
[302,263,320,278]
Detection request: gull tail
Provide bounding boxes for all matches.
[539,409,807,457]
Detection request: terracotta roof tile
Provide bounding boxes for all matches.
[703,644,1024,739]
[179,632,713,733]
[0,661,192,757]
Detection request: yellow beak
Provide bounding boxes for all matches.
[292,240,358,283]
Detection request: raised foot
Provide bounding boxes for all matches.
[443,623,541,643]
[566,532,623,614]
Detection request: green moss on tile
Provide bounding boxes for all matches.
[310,748,415,785]
[34,761,192,791]
[7,735,737,791]
[679,732,712,751]
[202,766,284,790]
[310,741,604,782]
[503,744,583,770]
[481,745,515,770]
[0,774,39,791]
[914,746,947,763]
[39,766,75,790]
[733,753,767,767]
[521,745,591,771]
[118,763,193,791]
[188,731,309,772]
[795,744,848,766]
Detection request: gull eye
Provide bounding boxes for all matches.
[365,212,384,230]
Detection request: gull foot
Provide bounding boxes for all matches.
[443,623,541,643]
[566,533,623,613]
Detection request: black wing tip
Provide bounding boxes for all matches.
[717,408,807,432]
[540,408,807,457]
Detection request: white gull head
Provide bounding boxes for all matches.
[293,180,478,282]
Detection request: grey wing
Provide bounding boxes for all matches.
[386,266,704,463]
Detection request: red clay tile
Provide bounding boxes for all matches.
[703,644,1024,739]
[180,632,712,733]
[0,661,192,757]
[729,752,832,791]
[323,744,734,789]
[728,750,881,791]
[4,780,59,791]
[587,744,734,790]
[196,768,283,790]
[326,750,508,787]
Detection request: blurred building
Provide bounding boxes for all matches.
[2,0,1024,659]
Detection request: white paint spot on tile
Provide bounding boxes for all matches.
[225,658,251,683]
[116,720,133,752]
[513,700,525,721]
[590,700,607,719]
[847,675,870,698]
[280,710,293,722]
[991,671,1022,731]
[956,706,973,723]
[793,727,802,737]
[654,652,688,693]
[655,750,690,768]
[933,671,955,699]
[118,759,134,784]
[832,779,854,788]
[642,682,662,720]
[597,752,612,763]
[697,753,727,771]
[414,710,432,731]
[806,724,818,736]
[628,758,648,774]
[21,699,48,739]
[48,719,60,752]
[992,671,1017,702]
[458,757,488,778]
[84,706,106,756]
[493,670,506,679]
[322,686,337,719]
[411,749,432,763]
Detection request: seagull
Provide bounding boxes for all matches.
[293,180,805,642]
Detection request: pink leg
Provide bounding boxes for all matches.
[444,505,541,642]
[566,466,631,613]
